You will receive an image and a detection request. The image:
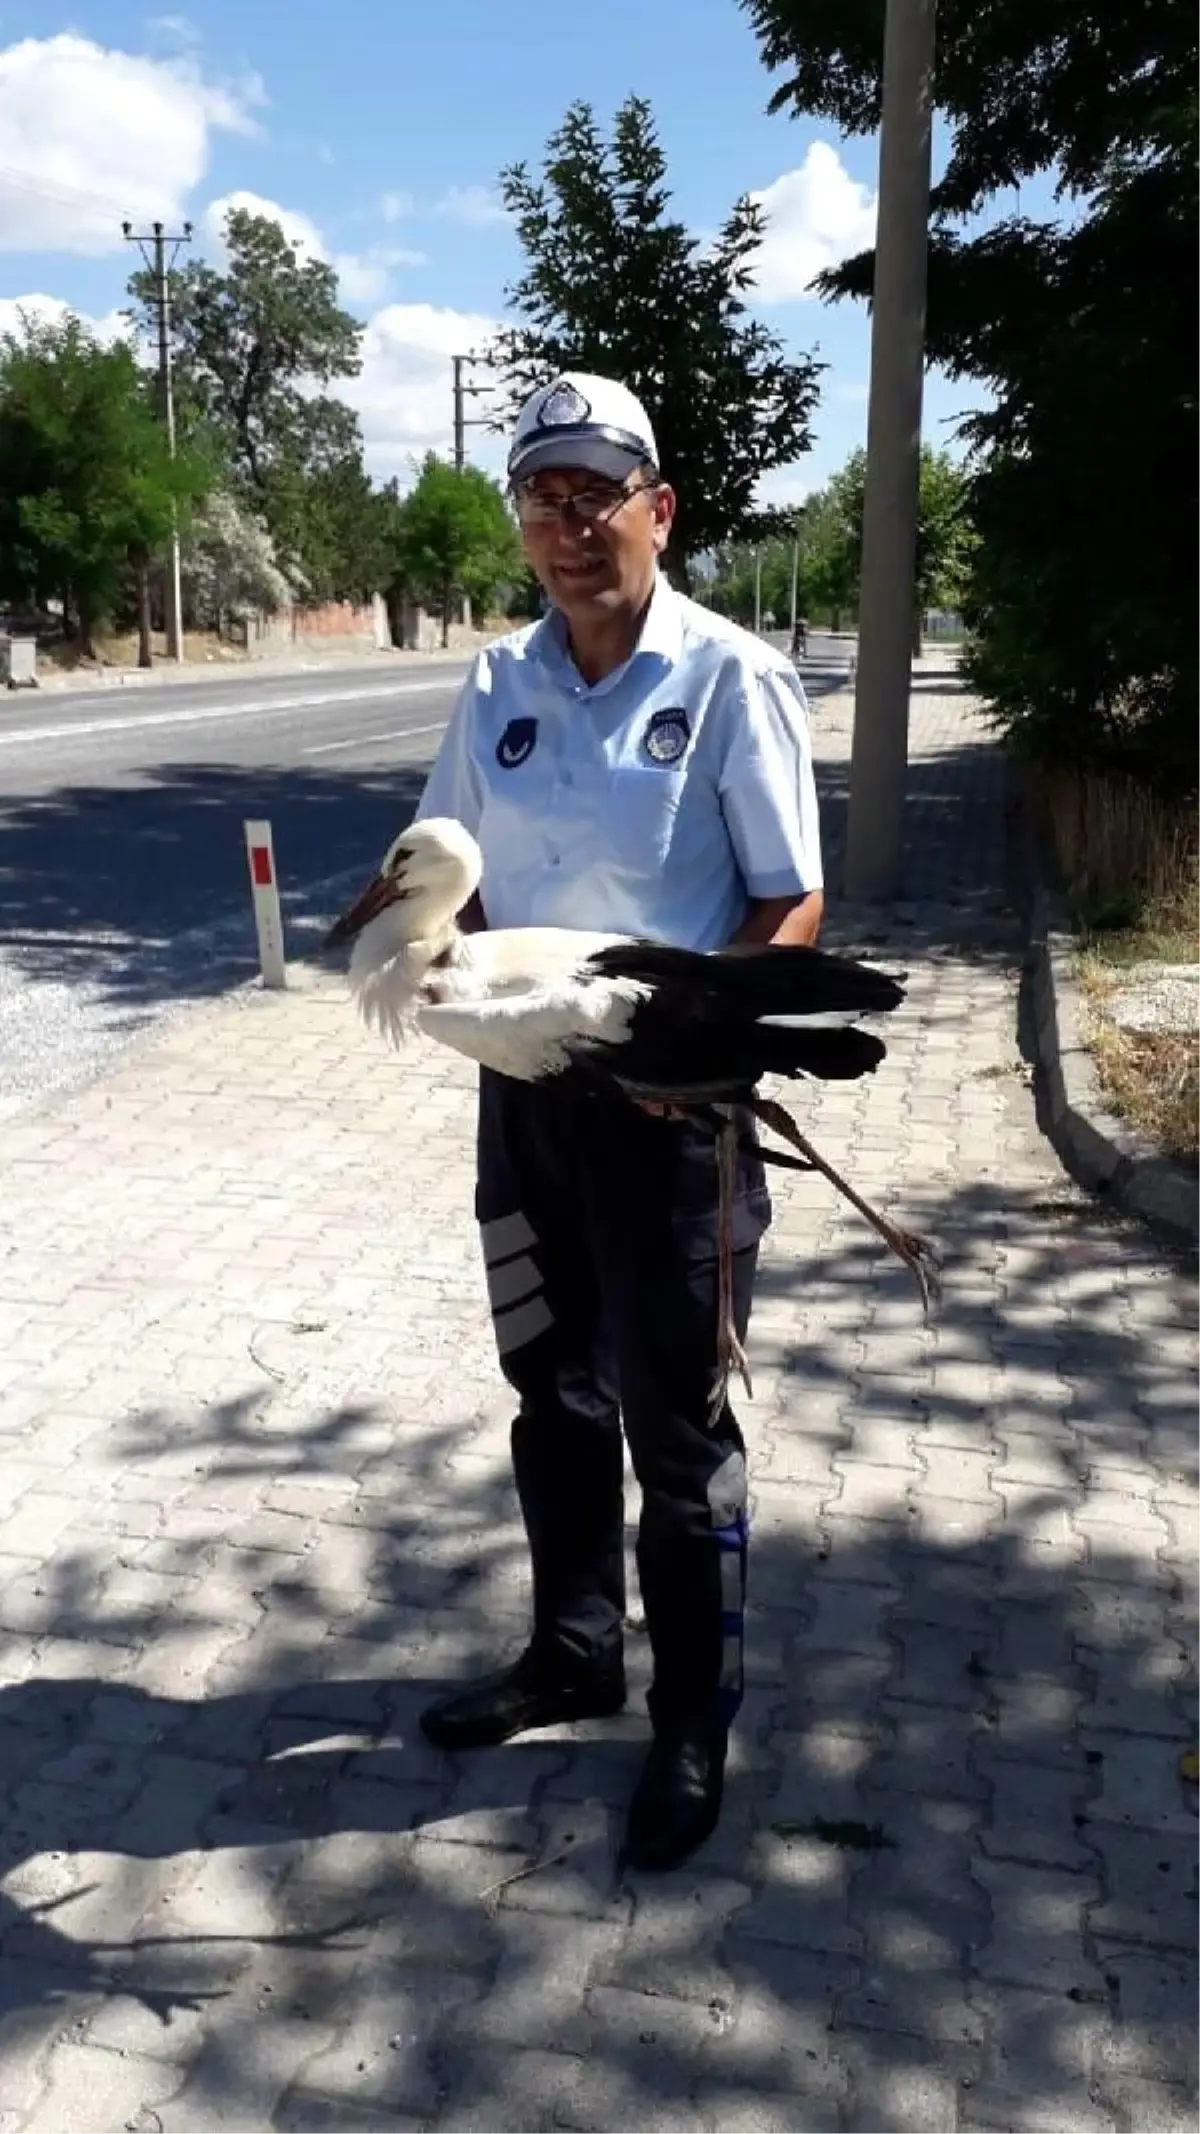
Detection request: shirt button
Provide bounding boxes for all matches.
[561,769,573,787]
[548,851,560,867]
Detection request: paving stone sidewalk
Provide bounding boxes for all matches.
[0,675,1196,2133]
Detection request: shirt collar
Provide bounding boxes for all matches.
[530,570,684,680]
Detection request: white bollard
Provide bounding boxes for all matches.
[244,819,287,989]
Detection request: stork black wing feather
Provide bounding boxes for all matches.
[585,938,905,1020]
[569,1003,887,1098]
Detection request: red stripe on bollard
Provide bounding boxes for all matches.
[250,846,273,887]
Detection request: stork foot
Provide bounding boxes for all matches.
[750,1094,943,1319]
[708,1316,753,1429]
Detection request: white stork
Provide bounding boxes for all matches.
[324,819,940,1415]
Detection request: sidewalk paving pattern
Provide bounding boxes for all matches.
[0,681,1196,2132]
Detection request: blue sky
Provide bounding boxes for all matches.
[0,1,1031,499]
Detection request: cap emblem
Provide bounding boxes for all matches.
[536,380,591,429]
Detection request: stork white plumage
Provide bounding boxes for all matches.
[325,818,941,1415]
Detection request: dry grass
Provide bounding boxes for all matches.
[1043,767,1198,940]
[1080,950,1198,1165]
[1044,768,1198,1167]
[41,629,251,672]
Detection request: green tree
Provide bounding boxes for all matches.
[741,0,1197,785]
[390,456,522,646]
[0,312,207,655]
[490,95,823,582]
[704,448,973,636]
[812,446,973,644]
[742,0,1192,219]
[128,208,374,600]
[181,489,295,631]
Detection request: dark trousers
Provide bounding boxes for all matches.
[475,1068,771,1734]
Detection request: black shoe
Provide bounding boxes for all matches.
[419,1648,626,1751]
[623,1726,728,1871]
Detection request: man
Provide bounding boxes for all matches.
[790,614,809,662]
[415,372,824,1870]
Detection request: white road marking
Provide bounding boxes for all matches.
[0,677,458,750]
[301,720,448,757]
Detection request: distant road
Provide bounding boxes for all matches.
[0,662,470,1119]
[0,632,853,1119]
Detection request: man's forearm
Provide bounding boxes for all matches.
[730,889,824,948]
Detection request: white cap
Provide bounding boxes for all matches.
[507,372,659,486]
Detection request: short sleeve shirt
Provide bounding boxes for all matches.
[415,574,823,951]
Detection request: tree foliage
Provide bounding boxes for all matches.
[704,446,972,632]
[490,95,823,579]
[0,312,207,650]
[128,208,381,603]
[388,456,523,645]
[181,488,295,628]
[741,0,1198,786]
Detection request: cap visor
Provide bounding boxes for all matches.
[508,433,648,486]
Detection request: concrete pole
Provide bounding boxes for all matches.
[845,0,936,900]
[452,355,466,472]
[753,548,763,636]
[155,227,185,664]
[123,219,191,664]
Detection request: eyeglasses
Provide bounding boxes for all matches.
[512,477,659,527]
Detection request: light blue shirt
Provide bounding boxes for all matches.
[415,574,823,951]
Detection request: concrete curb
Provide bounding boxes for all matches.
[1028,872,1198,1245]
[24,645,483,697]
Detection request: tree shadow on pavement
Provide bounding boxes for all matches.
[0,676,1005,1020]
[0,1175,1196,2129]
[0,760,431,1016]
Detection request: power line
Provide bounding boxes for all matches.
[0,160,160,226]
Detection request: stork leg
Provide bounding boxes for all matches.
[750,1095,943,1315]
[709,1112,754,1428]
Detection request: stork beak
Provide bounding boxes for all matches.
[322,871,406,951]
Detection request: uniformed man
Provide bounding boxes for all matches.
[415,372,824,1870]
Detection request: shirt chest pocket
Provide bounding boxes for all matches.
[605,764,688,867]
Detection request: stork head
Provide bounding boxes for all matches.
[323,817,483,952]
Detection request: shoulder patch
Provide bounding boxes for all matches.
[496,716,538,769]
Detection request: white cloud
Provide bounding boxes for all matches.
[750,142,877,304]
[203,190,425,306]
[345,302,505,479]
[755,464,817,512]
[144,14,201,44]
[204,189,324,260]
[2,279,506,481]
[0,32,262,255]
[0,291,136,346]
[434,184,510,228]
[380,189,416,224]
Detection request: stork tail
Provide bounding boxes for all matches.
[749,1095,943,1315]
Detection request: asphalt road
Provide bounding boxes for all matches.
[0,633,850,1119]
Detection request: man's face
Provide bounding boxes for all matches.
[514,465,676,624]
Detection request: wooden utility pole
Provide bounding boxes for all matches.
[123,219,192,663]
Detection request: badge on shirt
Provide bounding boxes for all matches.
[496,716,538,770]
[642,707,691,766]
